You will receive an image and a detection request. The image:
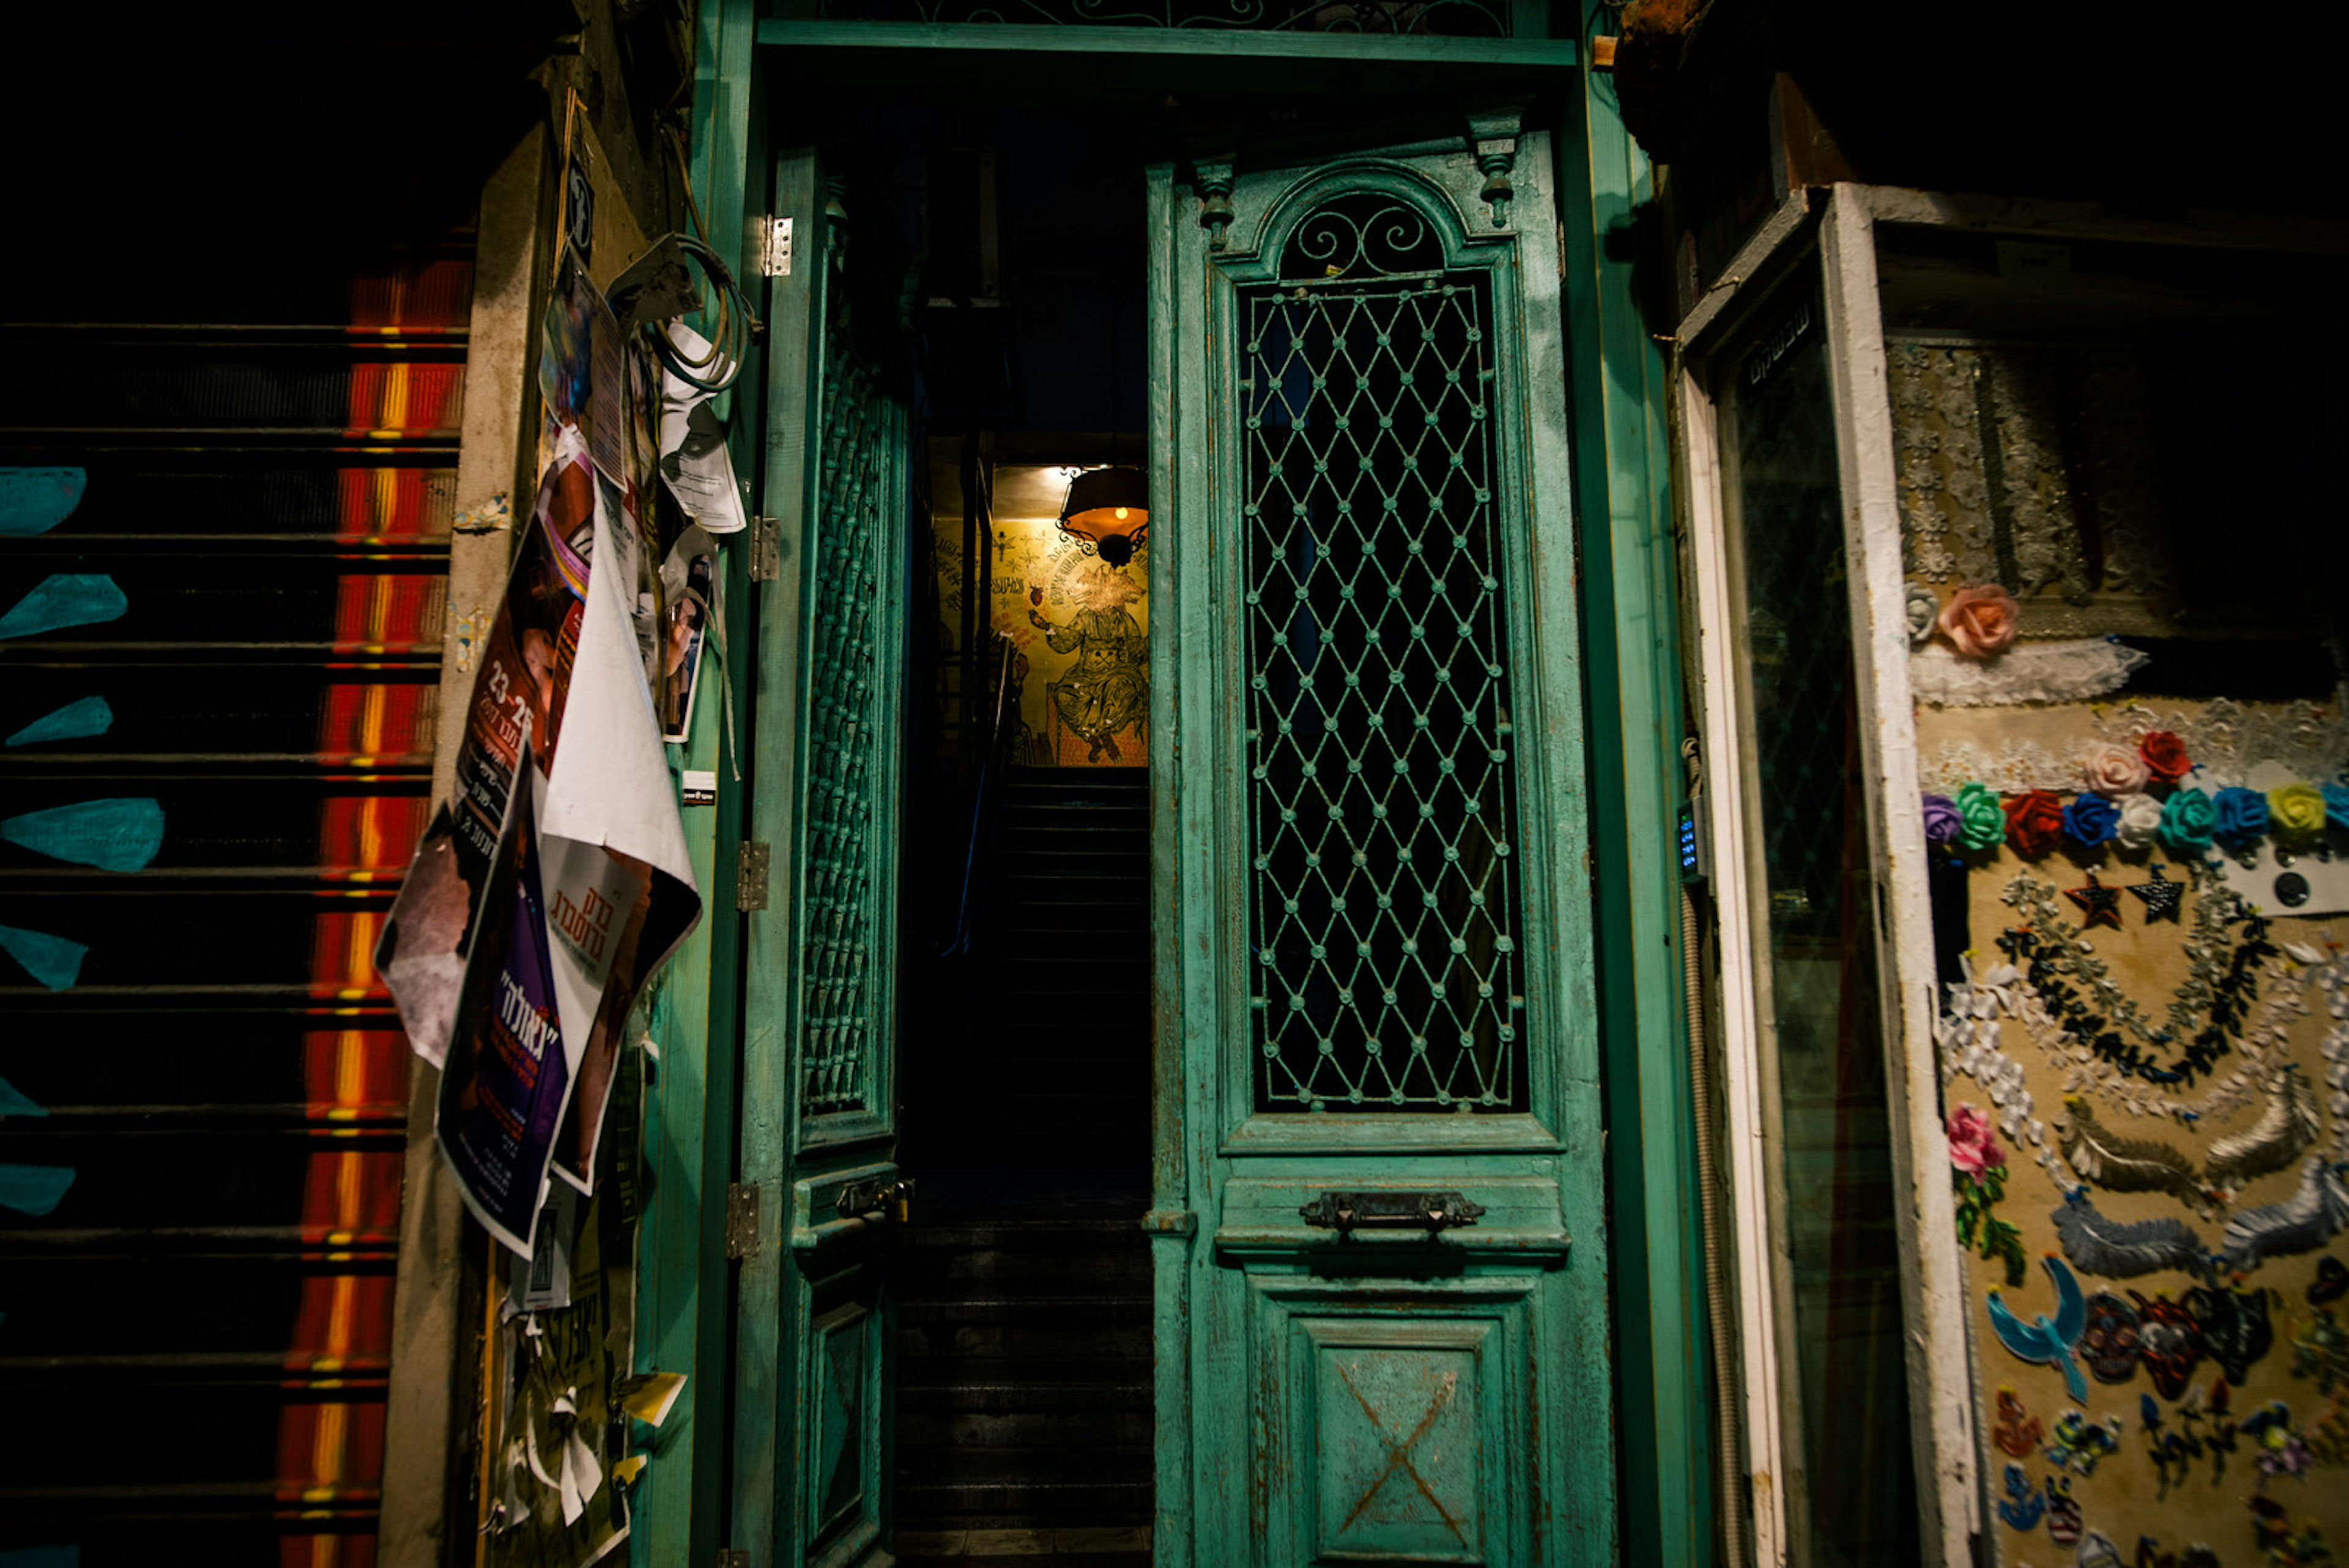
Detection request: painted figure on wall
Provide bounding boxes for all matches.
[1026,565,1146,763]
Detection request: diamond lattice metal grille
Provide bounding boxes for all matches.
[801,331,886,1117]
[1239,243,1526,1112]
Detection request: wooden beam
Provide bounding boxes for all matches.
[757,18,1573,95]
[378,120,549,1568]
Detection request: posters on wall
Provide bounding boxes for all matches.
[486,1187,627,1567]
[378,415,700,1256]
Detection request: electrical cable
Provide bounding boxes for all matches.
[605,127,761,395]
[1683,737,1749,1568]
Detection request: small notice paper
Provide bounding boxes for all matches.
[680,770,717,806]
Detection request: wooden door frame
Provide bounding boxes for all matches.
[644,15,1712,1564]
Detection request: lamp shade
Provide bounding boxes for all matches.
[1059,466,1150,568]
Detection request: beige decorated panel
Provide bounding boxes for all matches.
[1925,696,2349,1568]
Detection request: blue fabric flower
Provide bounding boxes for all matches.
[2325,782,2349,834]
[2159,787,2216,855]
[2212,786,2270,849]
[2062,791,2119,849]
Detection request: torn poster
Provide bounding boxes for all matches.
[509,1179,580,1314]
[540,245,628,486]
[659,528,714,744]
[487,1188,627,1568]
[379,432,593,1068]
[435,749,572,1257]
[655,323,746,535]
[541,466,699,1198]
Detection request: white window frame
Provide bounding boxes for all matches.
[1676,184,1972,1567]
[1679,180,2349,1567]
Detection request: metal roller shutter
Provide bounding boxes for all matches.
[0,242,472,1564]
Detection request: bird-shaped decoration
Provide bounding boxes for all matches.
[1988,1254,2090,1399]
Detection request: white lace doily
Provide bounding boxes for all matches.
[1909,638,2150,709]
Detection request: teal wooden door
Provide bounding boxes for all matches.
[733,148,909,1568]
[1147,128,1614,1566]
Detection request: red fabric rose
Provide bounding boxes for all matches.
[2003,789,2065,858]
[2140,731,2192,786]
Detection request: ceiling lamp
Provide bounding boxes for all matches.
[1059,466,1149,568]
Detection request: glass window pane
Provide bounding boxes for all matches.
[1718,278,1920,1565]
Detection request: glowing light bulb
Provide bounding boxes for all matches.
[1114,507,1129,520]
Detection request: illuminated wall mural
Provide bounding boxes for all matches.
[933,459,1149,768]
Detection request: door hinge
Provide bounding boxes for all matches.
[757,215,793,277]
[747,515,781,582]
[724,1183,762,1259]
[735,841,771,912]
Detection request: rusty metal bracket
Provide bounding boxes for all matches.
[724,1183,762,1259]
[735,841,770,912]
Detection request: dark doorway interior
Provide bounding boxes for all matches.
[798,94,1160,1558]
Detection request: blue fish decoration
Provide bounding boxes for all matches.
[1988,1255,2090,1400]
[0,797,163,872]
[0,923,88,991]
[6,696,113,748]
[0,466,87,537]
[0,574,127,641]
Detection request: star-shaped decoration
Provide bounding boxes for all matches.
[2128,863,2186,925]
[2066,870,2124,931]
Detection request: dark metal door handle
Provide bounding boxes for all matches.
[837,1176,915,1225]
[1298,1190,1485,1239]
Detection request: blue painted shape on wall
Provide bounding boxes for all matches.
[0,1547,80,1568]
[0,1550,81,1568]
[0,923,88,990]
[0,466,87,537]
[0,1164,76,1217]
[6,696,114,748]
[0,574,127,641]
[0,1077,47,1118]
[1,797,163,872]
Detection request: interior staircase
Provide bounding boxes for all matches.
[896,767,1154,1555]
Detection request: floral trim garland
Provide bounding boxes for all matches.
[1998,871,2276,1087]
[1923,729,2349,865]
[1935,949,2339,1269]
[1919,698,2349,798]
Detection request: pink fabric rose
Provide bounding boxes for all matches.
[1936,584,2021,660]
[2083,743,2150,797]
[1947,1104,2005,1177]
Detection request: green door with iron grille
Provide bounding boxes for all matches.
[732,148,909,1568]
[1147,128,1613,1565]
